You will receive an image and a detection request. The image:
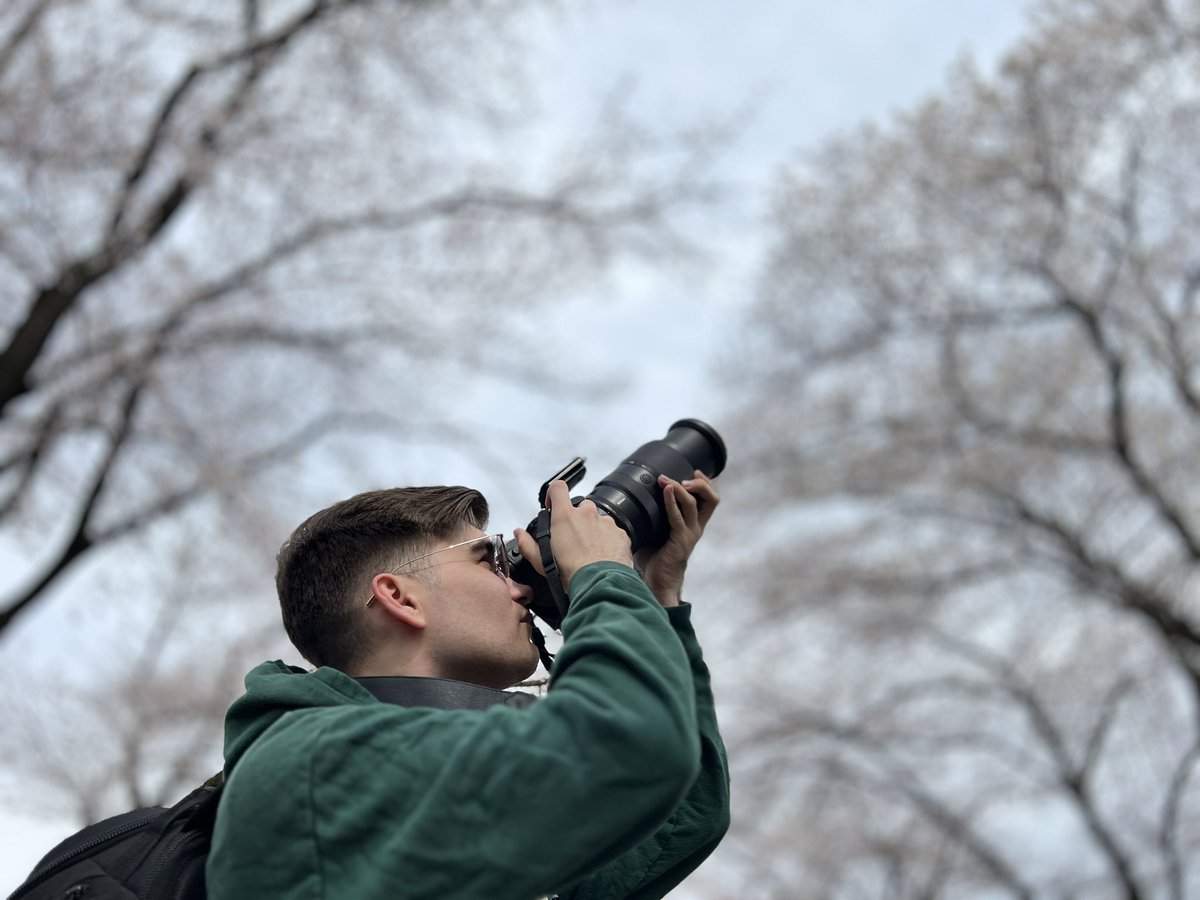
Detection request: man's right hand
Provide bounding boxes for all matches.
[514,479,634,591]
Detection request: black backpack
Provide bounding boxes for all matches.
[7,774,223,900]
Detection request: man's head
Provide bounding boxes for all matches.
[277,487,538,687]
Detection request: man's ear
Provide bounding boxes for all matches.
[369,573,427,630]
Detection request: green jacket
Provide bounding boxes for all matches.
[207,562,730,899]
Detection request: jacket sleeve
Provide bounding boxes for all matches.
[563,603,731,900]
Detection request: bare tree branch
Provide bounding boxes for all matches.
[0,0,357,414]
[743,710,1036,899]
[1162,741,1200,900]
[0,0,53,81]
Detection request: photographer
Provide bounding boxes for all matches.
[206,470,729,899]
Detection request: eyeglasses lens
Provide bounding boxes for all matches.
[482,535,510,579]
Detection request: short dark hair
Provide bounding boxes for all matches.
[276,486,488,670]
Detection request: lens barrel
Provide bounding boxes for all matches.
[588,418,726,552]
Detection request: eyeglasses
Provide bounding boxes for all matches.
[365,533,510,607]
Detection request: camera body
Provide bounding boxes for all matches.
[506,418,726,629]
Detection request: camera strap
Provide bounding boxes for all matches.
[533,508,573,625]
[528,622,554,672]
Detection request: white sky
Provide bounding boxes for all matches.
[0,1,1034,893]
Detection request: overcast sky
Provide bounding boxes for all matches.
[0,1,1034,893]
[477,0,1036,529]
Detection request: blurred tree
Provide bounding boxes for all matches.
[722,0,1200,896]
[0,0,720,826]
[0,0,716,633]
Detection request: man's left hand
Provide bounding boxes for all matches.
[635,469,720,608]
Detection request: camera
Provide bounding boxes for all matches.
[505,418,726,630]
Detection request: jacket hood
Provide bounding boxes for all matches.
[222,660,376,774]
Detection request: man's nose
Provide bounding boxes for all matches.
[508,577,534,606]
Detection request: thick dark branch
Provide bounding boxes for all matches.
[0,257,112,413]
[0,0,348,415]
[0,375,146,632]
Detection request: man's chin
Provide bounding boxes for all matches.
[505,647,541,687]
[477,649,541,691]
[520,650,541,679]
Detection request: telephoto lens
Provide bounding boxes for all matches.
[587,418,726,554]
[507,419,727,632]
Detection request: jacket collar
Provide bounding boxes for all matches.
[354,675,538,711]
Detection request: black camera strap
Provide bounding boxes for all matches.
[532,508,573,626]
[528,622,554,672]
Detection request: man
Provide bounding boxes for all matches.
[206,470,729,899]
